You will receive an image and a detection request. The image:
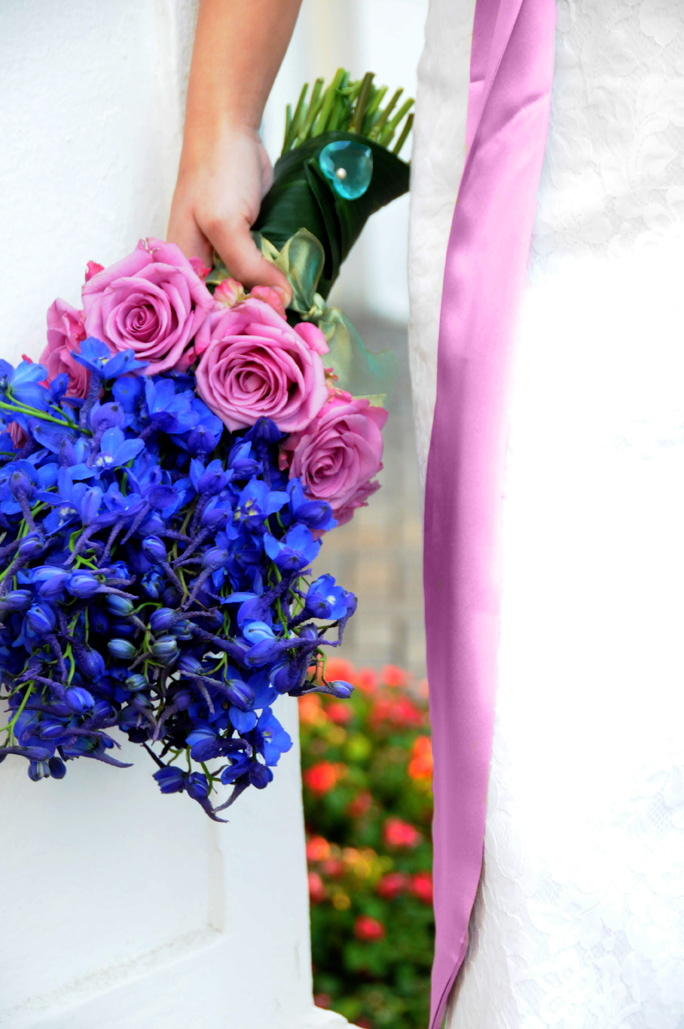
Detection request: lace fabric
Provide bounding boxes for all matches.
[408,1,684,1025]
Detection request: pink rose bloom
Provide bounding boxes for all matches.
[81,237,213,375]
[249,285,287,320]
[39,298,89,398]
[280,392,387,525]
[84,260,104,282]
[194,298,329,432]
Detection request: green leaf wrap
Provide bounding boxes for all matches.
[253,131,410,301]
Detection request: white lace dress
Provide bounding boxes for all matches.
[408,1,684,1026]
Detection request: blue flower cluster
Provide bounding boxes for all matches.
[0,339,356,818]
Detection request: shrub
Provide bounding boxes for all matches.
[301,658,434,1028]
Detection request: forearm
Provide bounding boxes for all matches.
[182,0,303,163]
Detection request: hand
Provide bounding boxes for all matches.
[167,124,292,305]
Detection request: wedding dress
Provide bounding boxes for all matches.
[408,0,684,1026]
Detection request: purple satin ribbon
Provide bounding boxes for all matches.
[423,1,556,1026]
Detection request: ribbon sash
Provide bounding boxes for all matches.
[423,1,556,1026]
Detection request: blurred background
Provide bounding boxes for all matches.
[262,0,430,679]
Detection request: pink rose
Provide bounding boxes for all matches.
[249,285,287,320]
[81,237,213,375]
[194,298,329,432]
[280,392,387,525]
[39,298,89,398]
[214,278,246,308]
[84,260,104,282]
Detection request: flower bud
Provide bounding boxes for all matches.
[178,654,202,674]
[34,567,68,599]
[106,594,134,617]
[1,589,32,612]
[9,468,34,499]
[248,762,274,789]
[65,686,95,714]
[68,572,100,599]
[153,766,185,794]
[149,607,176,634]
[125,673,148,692]
[77,647,105,679]
[142,535,167,563]
[141,570,164,599]
[18,534,45,560]
[26,603,56,634]
[150,636,179,664]
[28,759,50,781]
[224,677,255,710]
[186,772,209,801]
[202,547,228,570]
[48,756,67,779]
[107,638,137,660]
[327,680,354,699]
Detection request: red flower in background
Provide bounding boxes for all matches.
[303,761,345,794]
[354,914,385,941]
[370,695,424,730]
[306,835,331,862]
[355,668,379,694]
[408,735,433,780]
[377,872,408,900]
[381,664,409,688]
[320,857,345,878]
[325,657,356,683]
[410,871,434,905]
[308,872,326,903]
[383,817,421,849]
[347,790,373,818]
[327,701,353,725]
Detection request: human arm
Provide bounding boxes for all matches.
[167,0,303,301]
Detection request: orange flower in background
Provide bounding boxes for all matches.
[408,735,433,780]
[306,835,331,862]
[308,872,326,903]
[347,790,373,818]
[325,657,356,683]
[381,663,409,688]
[299,693,324,726]
[326,701,353,725]
[355,667,379,694]
[383,816,421,849]
[354,914,386,942]
[377,872,409,900]
[303,761,346,794]
[410,871,434,905]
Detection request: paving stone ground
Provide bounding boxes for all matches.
[310,315,427,679]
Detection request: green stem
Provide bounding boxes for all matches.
[0,684,34,740]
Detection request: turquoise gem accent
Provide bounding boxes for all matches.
[318,140,373,200]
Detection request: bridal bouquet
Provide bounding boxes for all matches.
[0,71,411,818]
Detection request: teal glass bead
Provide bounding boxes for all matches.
[318,140,373,200]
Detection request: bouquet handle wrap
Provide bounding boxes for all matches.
[253,131,410,301]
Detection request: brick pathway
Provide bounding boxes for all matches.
[311,316,427,679]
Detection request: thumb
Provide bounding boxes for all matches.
[207,217,292,306]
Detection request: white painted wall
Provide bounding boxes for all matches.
[0,3,357,1025]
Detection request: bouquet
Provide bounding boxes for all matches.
[0,71,411,819]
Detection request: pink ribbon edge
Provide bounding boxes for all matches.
[424,1,557,1026]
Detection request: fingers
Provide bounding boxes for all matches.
[167,208,213,270]
[205,215,293,305]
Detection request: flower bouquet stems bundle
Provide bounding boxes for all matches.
[0,72,411,819]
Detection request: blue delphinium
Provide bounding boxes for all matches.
[0,349,355,819]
